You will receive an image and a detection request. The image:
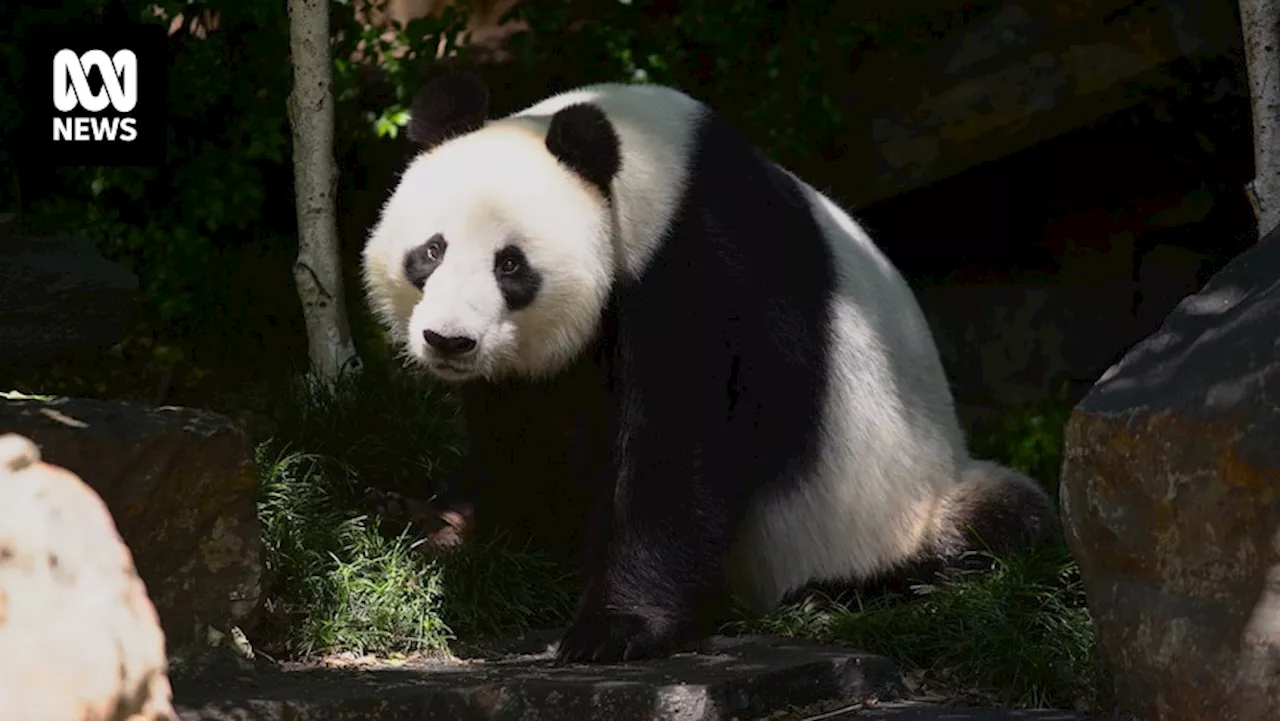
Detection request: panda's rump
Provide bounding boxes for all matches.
[723,182,968,613]
[724,303,961,610]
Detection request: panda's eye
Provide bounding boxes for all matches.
[404,234,447,290]
[494,245,529,280]
[498,256,522,276]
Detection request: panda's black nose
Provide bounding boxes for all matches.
[423,330,477,357]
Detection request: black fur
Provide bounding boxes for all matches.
[554,107,837,663]
[403,234,446,290]
[938,476,1059,560]
[494,245,542,311]
[445,337,615,559]
[545,104,622,198]
[408,72,489,151]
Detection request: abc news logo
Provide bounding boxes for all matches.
[53,49,140,143]
[22,24,167,166]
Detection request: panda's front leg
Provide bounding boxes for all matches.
[555,437,734,662]
[555,322,741,663]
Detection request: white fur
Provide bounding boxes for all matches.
[364,82,1041,613]
[363,83,701,381]
[724,181,972,611]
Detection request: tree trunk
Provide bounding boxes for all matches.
[287,0,363,382]
[1240,0,1280,238]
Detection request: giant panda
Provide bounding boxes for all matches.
[362,73,1056,664]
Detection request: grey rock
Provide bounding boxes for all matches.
[0,396,265,654]
[173,634,906,721]
[1059,225,1280,720]
[0,234,139,361]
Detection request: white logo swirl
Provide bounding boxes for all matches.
[53,49,138,113]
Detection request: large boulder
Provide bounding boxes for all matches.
[0,396,265,653]
[1060,227,1280,720]
[0,433,176,721]
[0,234,139,362]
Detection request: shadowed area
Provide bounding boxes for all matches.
[849,704,1106,720]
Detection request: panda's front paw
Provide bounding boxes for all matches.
[555,606,689,663]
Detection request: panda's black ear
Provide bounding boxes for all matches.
[407,72,490,150]
[545,103,621,198]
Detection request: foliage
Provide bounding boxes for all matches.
[0,1,472,390]
[233,366,466,498]
[968,393,1074,497]
[503,0,1007,167]
[329,0,474,142]
[730,547,1101,710]
[436,531,577,640]
[257,447,452,657]
[251,367,577,658]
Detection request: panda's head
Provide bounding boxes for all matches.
[362,73,623,383]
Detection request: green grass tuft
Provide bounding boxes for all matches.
[246,366,576,660]
[728,545,1100,708]
[233,368,467,500]
[437,533,578,641]
[255,447,451,657]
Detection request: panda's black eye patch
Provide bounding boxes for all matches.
[494,244,541,311]
[404,234,446,290]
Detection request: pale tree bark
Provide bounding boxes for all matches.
[1240,0,1280,238]
[287,0,363,381]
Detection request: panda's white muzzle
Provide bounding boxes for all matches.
[407,268,506,380]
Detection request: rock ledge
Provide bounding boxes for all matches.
[174,633,906,721]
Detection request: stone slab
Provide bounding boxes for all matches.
[173,634,906,721]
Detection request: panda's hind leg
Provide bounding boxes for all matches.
[775,461,1057,610]
[928,459,1059,565]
